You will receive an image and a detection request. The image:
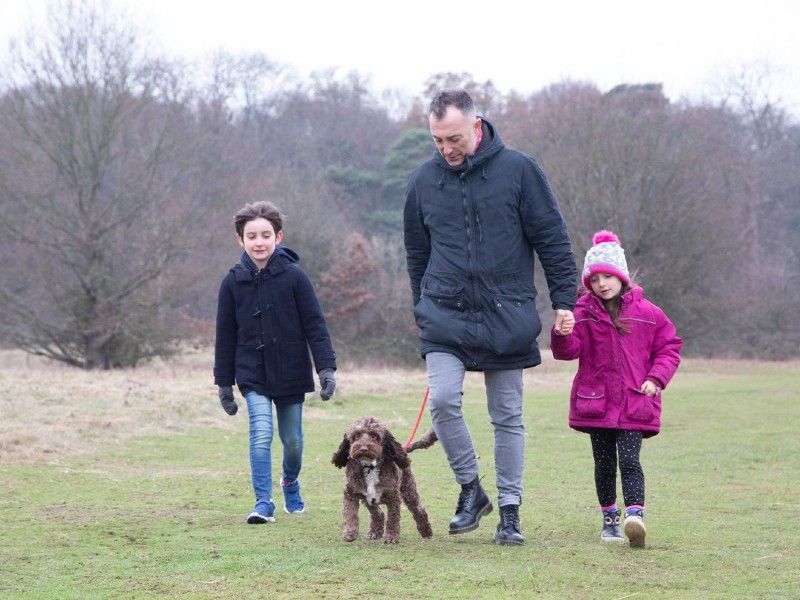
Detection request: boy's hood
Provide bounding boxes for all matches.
[234,246,299,280]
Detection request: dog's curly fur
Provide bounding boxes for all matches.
[331,416,434,544]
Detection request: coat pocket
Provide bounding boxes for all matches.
[575,385,607,418]
[281,340,311,382]
[624,387,656,422]
[414,284,466,347]
[486,295,540,356]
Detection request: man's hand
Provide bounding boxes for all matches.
[218,385,238,415]
[319,369,336,401]
[553,309,575,336]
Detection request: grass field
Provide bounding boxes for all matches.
[1,350,798,599]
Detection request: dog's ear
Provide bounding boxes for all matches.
[331,435,351,468]
[383,431,410,469]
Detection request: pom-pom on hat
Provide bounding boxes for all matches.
[582,230,630,288]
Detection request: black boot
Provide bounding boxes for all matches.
[493,504,525,546]
[600,509,624,543]
[449,476,493,534]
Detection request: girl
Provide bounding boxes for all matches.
[551,231,681,548]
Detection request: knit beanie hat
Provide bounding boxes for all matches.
[582,230,630,288]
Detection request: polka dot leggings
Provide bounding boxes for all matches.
[589,428,644,507]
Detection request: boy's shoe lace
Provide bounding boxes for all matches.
[282,479,305,514]
[246,499,276,524]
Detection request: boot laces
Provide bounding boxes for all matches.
[455,486,475,513]
[500,506,520,531]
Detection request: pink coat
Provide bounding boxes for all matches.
[551,286,682,437]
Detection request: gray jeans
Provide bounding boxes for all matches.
[426,352,524,507]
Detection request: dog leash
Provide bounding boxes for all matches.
[403,386,429,450]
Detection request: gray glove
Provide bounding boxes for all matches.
[319,368,336,401]
[218,385,238,415]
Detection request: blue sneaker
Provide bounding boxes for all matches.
[282,479,305,514]
[246,499,276,524]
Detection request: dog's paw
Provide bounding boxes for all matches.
[343,530,358,542]
[384,534,399,544]
[367,531,383,540]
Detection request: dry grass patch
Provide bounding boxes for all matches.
[4,346,792,465]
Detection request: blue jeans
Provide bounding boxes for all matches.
[244,391,303,503]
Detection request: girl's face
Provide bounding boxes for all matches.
[238,217,283,269]
[589,272,623,300]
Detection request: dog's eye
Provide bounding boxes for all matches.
[369,432,380,441]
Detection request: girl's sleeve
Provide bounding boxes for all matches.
[550,323,582,360]
[647,308,682,389]
[294,270,337,372]
[214,275,238,386]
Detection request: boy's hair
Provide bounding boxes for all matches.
[429,89,475,120]
[234,201,283,238]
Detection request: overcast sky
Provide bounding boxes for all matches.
[2,0,799,111]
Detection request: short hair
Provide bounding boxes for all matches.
[234,201,283,238]
[429,89,475,120]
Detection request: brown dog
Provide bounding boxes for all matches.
[331,416,434,543]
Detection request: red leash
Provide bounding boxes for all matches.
[404,386,429,450]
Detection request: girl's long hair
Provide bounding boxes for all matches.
[579,275,636,335]
[602,291,630,335]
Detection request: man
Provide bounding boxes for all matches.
[404,89,577,546]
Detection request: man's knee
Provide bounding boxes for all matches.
[429,388,464,421]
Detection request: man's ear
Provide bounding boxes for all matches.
[275,230,284,245]
[236,233,244,248]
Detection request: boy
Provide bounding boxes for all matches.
[214,201,337,523]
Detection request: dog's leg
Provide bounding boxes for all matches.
[400,469,433,539]
[342,487,360,542]
[365,501,385,540]
[384,493,402,544]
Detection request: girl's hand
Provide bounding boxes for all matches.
[553,309,575,336]
[640,380,661,397]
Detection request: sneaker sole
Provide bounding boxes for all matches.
[449,502,494,535]
[601,535,625,543]
[624,518,646,548]
[283,505,305,514]
[246,513,276,524]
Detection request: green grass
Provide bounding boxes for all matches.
[1,359,799,599]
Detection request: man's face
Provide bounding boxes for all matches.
[429,106,481,166]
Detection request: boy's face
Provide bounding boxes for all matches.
[589,272,623,300]
[238,217,283,269]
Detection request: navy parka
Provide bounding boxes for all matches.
[214,248,336,401]
[404,118,577,370]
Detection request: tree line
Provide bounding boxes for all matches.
[1,2,798,369]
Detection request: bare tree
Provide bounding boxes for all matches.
[0,1,197,368]
[497,81,756,353]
